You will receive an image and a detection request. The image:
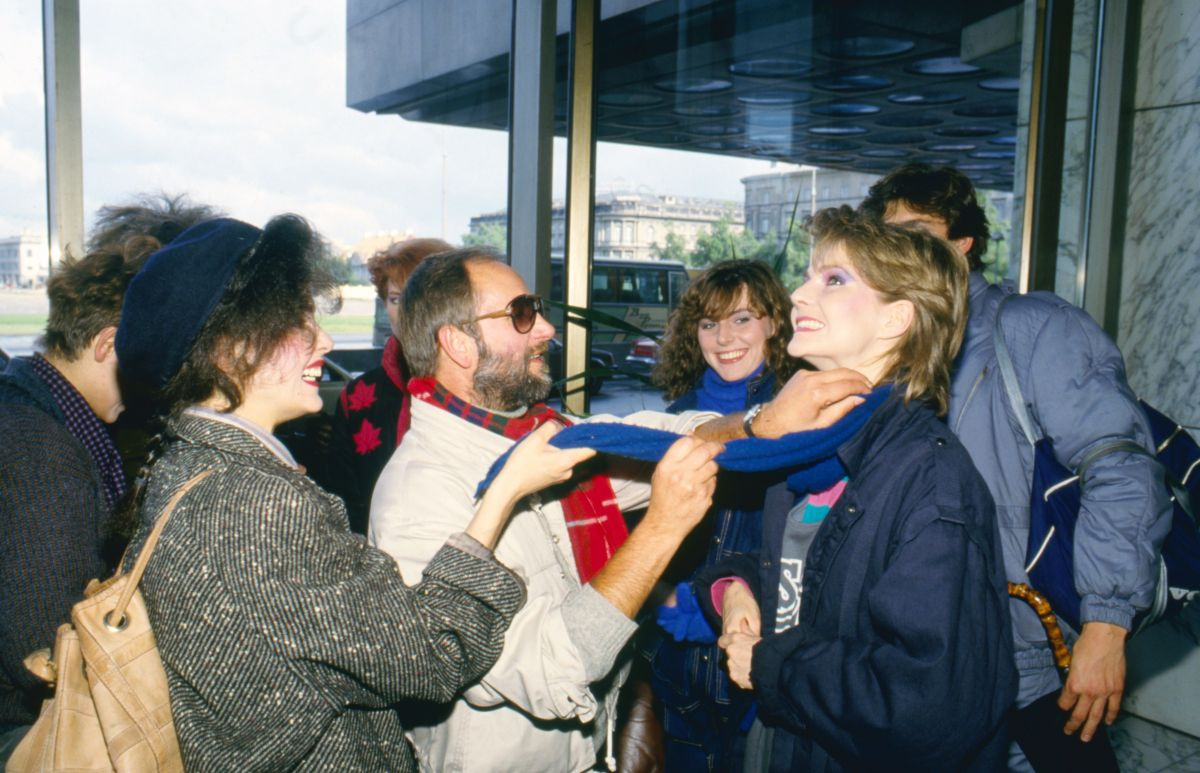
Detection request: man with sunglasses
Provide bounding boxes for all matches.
[369,247,868,772]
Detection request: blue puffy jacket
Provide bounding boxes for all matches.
[697,390,1016,772]
[949,272,1172,706]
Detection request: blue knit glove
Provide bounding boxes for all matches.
[656,582,717,643]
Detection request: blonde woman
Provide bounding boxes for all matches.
[697,207,1016,772]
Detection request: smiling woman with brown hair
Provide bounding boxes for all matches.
[113,215,594,771]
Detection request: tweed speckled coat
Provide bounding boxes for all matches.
[127,411,525,772]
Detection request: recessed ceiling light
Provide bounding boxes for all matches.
[979,77,1021,91]
[812,102,880,117]
[737,90,812,107]
[808,125,869,136]
[729,58,812,78]
[814,74,893,92]
[888,91,965,105]
[654,77,734,94]
[907,57,982,76]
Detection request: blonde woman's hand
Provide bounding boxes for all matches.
[718,623,761,691]
[720,580,761,639]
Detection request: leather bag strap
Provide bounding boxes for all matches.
[110,470,214,622]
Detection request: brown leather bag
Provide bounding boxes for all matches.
[7,472,211,773]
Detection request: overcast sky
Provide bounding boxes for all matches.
[0,1,783,251]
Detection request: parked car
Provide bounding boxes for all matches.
[546,337,615,398]
[621,336,660,377]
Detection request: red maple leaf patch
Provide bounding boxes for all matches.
[353,420,382,455]
[347,381,377,412]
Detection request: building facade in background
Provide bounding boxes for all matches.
[469,192,742,261]
[0,234,49,288]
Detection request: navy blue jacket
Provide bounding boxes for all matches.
[0,357,113,724]
[640,369,775,770]
[697,391,1016,772]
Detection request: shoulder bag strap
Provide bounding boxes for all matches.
[992,294,1040,448]
[109,469,214,623]
[994,295,1150,478]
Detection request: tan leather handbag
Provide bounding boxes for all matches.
[7,471,211,773]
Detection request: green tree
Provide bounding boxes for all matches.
[979,194,1012,284]
[650,231,688,263]
[689,216,764,268]
[462,221,508,250]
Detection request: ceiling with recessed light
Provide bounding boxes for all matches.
[348,0,1023,190]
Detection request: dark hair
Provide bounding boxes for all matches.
[40,249,144,360]
[860,163,989,271]
[809,206,969,416]
[652,259,798,401]
[88,192,222,262]
[367,238,453,299]
[161,214,341,413]
[398,247,500,377]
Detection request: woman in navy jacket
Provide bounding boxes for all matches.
[697,208,1016,772]
[643,260,798,770]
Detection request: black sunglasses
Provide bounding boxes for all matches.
[472,293,545,334]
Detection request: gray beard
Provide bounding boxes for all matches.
[472,341,552,413]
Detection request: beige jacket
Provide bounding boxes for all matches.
[370,400,713,772]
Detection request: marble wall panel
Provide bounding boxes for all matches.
[1135,0,1200,109]
[1118,102,1200,427]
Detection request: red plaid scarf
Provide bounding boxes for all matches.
[409,377,627,583]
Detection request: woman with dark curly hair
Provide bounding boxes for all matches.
[644,259,798,771]
[113,215,591,771]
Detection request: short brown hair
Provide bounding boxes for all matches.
[809,206,969,416]
[653,259,798,401]
[367,238,453,299]
[398,247,500,377]
[41,250,145,360]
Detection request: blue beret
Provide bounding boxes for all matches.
[117,217,262,389]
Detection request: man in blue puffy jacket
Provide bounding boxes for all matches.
[861,164,1171,771]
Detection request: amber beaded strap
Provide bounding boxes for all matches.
[1007,582,1072,675]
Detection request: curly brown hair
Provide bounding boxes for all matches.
[367,237,454,299]
[161,214,342,414]
[808,206,969,416]
[652,259,798,402]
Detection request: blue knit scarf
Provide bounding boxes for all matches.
[476,384,891,499]
[696,364,764,413]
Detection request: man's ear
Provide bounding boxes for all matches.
[436,324,478,370]
[951,235,974,260]
[879,300,915,341]
[93,326,118,364]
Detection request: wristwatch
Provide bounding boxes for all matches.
[742,403,764,438]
